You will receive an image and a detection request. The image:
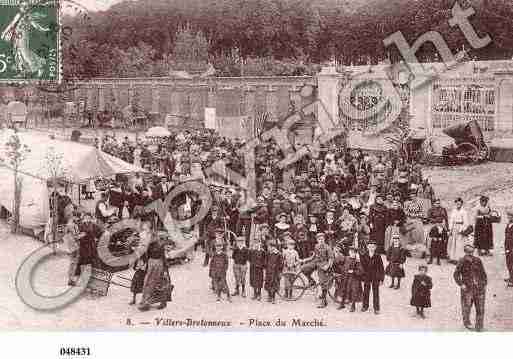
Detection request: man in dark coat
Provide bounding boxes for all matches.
[360,240,385,314]
[202,206,225,266]
[77,213,102,271]
[427,199,449,257]
[505,210,513,287]
[453,244,487,331]
[264,240,283,304]
[369,195,388,254]
[249,240,266,300]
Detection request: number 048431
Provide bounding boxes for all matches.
[59,347,91,356]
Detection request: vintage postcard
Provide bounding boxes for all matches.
[0,0,513,338]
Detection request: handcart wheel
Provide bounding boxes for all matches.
[278,273,307,301]
[457,142,481,163]
[327,276,343,303]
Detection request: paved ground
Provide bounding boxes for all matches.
[1,141,513,330]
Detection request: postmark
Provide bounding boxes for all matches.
[0,0,60,83]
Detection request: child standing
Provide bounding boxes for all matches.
[360,241,385,314]
[209,242,231,302]
[282,235,300,299]
[232,236,250,297]
[385,235,407,289]
[264,240,283,304]
[428,219,448,265]
[410,265,433,318]
[129,255,147,305]
[339,247,364,312]
[249,240,266,300]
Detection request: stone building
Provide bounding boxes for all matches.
[72,60,513,151]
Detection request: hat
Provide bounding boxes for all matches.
[316,232,325,239]
[464,244,475,253]
[367,240,377,245]
[214,228,224,235]
[267,240,278,248]
[285,237,295,245]
[479,195,489,202]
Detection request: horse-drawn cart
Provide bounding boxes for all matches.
[407,120,489,165]
[440,120,489,164]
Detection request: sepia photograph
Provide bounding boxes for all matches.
[0,0,513,344]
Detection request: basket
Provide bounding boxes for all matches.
[489,210,501,224]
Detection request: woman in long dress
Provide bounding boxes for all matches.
[448,198,470,263]
[474,195,494,256]
[138,221,173,311]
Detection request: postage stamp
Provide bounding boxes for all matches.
[0,0,59,82]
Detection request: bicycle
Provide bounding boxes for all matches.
[277,269,344,303]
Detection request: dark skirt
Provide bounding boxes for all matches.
[264,270,281,293]
[141,259,172,305]
[474,218,493,250]
[343,276,363,302]
[410,289,431,308]
[250,265,264,289]
[130,269,146,294]
[385,262,405,278]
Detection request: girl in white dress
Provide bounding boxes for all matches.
[448,197,470,263]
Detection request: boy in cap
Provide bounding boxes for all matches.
[232,236,250,297]
[209,241,231,302]
[505,209,513,287]
[339,246,364,312]
[264,240,283,304]
[360,240,385,314]
[453,244,487,331]
[249,239,266,300]
[282,235,300,299]
[428,218,448,265]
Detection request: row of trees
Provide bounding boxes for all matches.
[62,0,513,78]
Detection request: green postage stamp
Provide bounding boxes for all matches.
[0,0,59,82]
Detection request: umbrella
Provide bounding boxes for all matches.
[146,126,171,137]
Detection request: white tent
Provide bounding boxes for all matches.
[0,167,49,232]
[0,131,147,234]
[0,132,146,183]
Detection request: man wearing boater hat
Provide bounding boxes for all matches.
[453,244,487,331]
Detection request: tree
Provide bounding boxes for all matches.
[170,25,210,73]
[43,146,70,254]
[0,133,31,234]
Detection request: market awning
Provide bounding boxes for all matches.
[0,132,147,183]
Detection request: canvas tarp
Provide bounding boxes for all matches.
[0,132,146,183]
[0,166,50,231]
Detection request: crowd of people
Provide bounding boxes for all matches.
[53,127,512,331]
